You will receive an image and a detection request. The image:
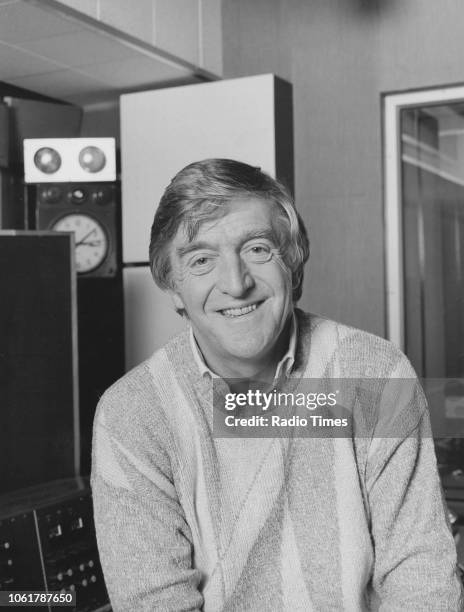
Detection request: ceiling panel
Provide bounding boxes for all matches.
[21,30,140,68]
[0,40,64,78]
[0,2,81,44]
[0,0,216,104]
[6,67,107,98]
[78,56,190,89]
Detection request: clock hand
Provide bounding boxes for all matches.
[77,241,102,247]
[75,228,97,246]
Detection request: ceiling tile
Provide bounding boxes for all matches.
[0,40,63,78]
[78,55,190,88]
[21,29,139,67]
[0,1,82,45]
[6,67,107,97]
[0,1,209,104]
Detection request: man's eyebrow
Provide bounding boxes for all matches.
[176,241,215,258]
[241,229,277,244]
[176,229,278,259]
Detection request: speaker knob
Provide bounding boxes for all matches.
[68,188,87,204]
[40,186,62,204]
[91,187,112,206]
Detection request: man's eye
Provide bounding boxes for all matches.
[243,244,272,263]
[188,255,215,274]
[193,257,209,266]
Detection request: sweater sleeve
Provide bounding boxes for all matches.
[90,381,204,612]
[366,402,463,611]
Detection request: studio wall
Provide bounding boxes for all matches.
[222,0,464,337]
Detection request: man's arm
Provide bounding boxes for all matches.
[91,386,203,612]
[367,407,463,611]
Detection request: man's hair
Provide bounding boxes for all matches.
[149,158,310,301]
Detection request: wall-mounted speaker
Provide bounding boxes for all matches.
[33,183,124,474]
[23,138,116,183]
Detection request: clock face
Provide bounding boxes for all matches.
[52,213,109,274]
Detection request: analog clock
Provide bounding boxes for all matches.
[52,213,109,274]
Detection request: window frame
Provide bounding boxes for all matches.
[383,85,464,349]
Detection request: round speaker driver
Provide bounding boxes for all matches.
[34,147,62,174]
[79,146,106,173]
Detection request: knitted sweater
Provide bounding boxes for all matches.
[91,311,463,611]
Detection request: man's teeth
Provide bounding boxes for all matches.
[221,303,259,317]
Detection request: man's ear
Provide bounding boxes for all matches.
[167,289,186,313]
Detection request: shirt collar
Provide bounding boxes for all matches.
[189,311,298,380]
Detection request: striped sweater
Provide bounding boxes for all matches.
[91,311,463,611]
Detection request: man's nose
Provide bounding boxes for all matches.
[216,254,254,297]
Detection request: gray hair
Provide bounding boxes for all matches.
[149,158,309,301]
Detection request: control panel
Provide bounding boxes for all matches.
[0,481,110,611]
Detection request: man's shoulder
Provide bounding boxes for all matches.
[296,309,416,378]
[95,327,192,425]
[94,360,157,435]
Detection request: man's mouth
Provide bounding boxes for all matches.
[219,301,264,318]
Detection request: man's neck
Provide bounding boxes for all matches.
[194,315,293,382]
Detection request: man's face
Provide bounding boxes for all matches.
[168,197,293,371]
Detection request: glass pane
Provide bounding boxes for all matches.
[401,103,464,475]
[401,103,464,377]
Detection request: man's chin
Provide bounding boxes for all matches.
[218,339,270,363]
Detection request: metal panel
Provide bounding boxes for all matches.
[154,0,199,65]
[99,0,153,44]
[199,0,223,75]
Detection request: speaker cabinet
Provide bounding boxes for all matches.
[77,275,125,476]
[33,183,125,475]
[35,182,120,279]
[0,232,78,494]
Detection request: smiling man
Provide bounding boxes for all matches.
[168,196,294,381]
[91,159,462,611]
